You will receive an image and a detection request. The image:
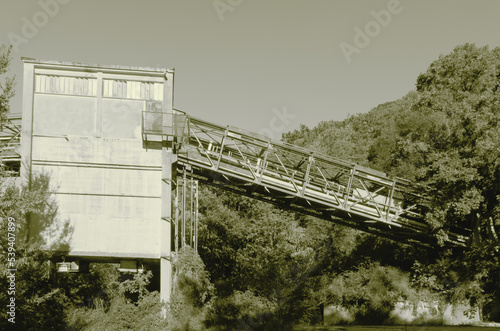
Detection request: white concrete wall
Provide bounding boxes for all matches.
[23,61,166,260]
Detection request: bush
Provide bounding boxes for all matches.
[326,262,419,324]
[205,290,275,330]
[167,247,214,330]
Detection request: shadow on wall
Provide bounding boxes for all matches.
[19,165,73,253]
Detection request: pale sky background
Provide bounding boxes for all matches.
[1,0,499,137]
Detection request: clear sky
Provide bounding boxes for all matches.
[1,0,499,137]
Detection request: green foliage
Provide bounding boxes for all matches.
[372,45,500,316]
[325,262,438,325]
[411,247,500,320]
[206,290,274,330]
[285,43,500,322]
[0,43,15,125]
[197,185,363,328]
[167,246,214,330]
[67,290,167,331]
[372,44,500,240]
[0,175,69,330]
[65,265,168,331]
[120,269,154,302]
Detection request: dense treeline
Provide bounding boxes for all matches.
[283,43,500,322]
[1,43,500,329]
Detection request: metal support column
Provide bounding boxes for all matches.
[182,171,187,248]
[194,180,199,251]
[174,177,179,254]
[190,177,194,247]
[160,148,176,305]
[160,69,175,306]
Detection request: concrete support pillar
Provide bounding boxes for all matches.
[21,61,35,242]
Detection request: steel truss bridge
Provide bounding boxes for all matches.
[142,110,471,248]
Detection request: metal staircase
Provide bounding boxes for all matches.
[142,109,471,248]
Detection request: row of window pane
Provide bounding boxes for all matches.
[102,79,163,100]
[35,75,163,100]
[35,75,97,96]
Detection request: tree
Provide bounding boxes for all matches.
[167,246,213,330]
[365,44,500,320]
[197,185,365,329]
[387,44,500,243]
[0,43,15,125]
[283,43,500,322]
[0,173,72,330]
[65,264,169,331]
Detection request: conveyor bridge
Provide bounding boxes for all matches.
[142,109,471,248]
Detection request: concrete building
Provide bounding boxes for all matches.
[20,58,175,301]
